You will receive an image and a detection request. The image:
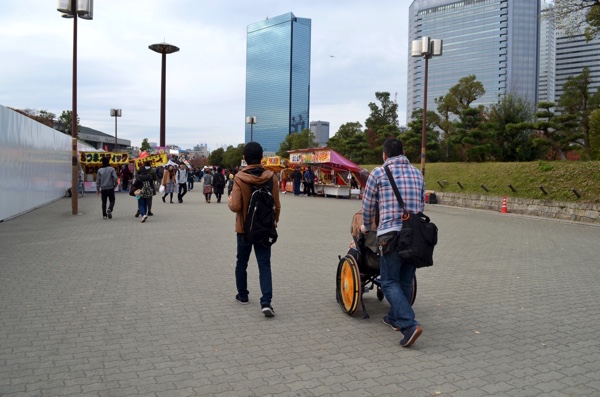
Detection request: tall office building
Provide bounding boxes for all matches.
[407,0,540,119]
[538,2,600,104]
[538,0,556,103]
[245,12,311,153]
[309,120,330,147]
[555,31,600,103]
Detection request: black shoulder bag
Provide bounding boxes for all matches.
[384,166,438,268]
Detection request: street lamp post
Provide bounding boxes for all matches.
[57,0,93,215]
[110,108,122,151]
[411,36,442,177]
[149,42,180,147]
[246,116,257,142]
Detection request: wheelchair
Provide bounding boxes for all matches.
[336,212,416,319]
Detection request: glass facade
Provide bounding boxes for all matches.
[539,1,556,103]
[245,13,311,153]
[555,35,600,102]
[407,0,539,119]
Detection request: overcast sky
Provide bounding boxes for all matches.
[0,0,410,151]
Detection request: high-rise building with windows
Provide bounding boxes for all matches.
[245,12,311,153]
[539,0,556,103]
[555,31,600,103]
[309,120,330,147]
[538,2,600,104]
[407,0,540,119]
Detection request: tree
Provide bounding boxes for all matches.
[140,138,151,152]
[221,144,245,169]
[434,95,456,161]
[57,110,80,136]
[276,129,317,157]
[486,93,536,161]
[452,106,492,162]
[365,92,399,131]
[506,102,580,160]
[402,109,441,164]
[208,147,225,166]
[557,67,600,157]
[327,122,365,160]
[589,108,600,159]
[553,0,600,41]
[9,108,56,128]
[446,75,485,115]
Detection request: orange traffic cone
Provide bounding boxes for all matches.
[501,196,508,213]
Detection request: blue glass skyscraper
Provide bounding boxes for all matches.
[245,12,311,153]
[407,0,540,119]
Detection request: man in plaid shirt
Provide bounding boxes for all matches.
[361,138,425,347]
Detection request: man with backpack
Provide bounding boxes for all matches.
[228,142,281,317]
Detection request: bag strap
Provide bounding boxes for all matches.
[384,165,407,217]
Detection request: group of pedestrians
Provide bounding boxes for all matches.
[95,139,424,347]
[290,165,316,196]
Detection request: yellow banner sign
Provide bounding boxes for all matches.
[134,153,168,170]
[80,152,129,165]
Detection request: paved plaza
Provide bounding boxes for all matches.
[1,188,599,397]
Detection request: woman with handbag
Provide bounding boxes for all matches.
[161,165,176,204]
[213,167,226,203]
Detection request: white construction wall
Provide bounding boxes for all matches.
[0,105,72,221]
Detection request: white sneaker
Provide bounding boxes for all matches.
[141,215,148,223]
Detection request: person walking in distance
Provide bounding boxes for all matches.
[212,167,226,203]
[131,165,155,223]
[228,142,281,317]
[176,163,188,203]
[96,156,118,219]
[161,164,176,203]
[361,138,425,347]
[202,168,213,203]
[136,161,157,217]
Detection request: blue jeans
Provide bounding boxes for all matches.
[137,197,149,217]
[380,248,418,333]
[235,233,272,305]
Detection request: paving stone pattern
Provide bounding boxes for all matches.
[1,188,599,397]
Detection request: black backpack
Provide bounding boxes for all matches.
[140,180,153,198]
[244,177,278,247]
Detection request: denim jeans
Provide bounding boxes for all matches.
[137,197,149,217]
[235,233,272,305]
[380,247,418,333]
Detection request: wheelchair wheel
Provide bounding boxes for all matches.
[410,275,417,306]
[336,255,361,316]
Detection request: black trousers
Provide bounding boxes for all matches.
[101,189,115,216]
[178,183,187,201]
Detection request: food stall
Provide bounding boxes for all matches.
[288,148,368,198]
[79,151,131,192]
[261,156,290,192]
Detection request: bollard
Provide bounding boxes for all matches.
[571,188,581,199]
[508,184,516,193]
[457,181,464,189]
[480,184,489,192]
[539,185,548,195]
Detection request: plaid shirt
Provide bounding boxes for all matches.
[362,155,425,236]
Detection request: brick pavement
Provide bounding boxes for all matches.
[1,187,599,397]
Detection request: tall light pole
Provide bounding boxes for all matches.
[411,36,442,177]
[149,42,180,147]
[110,109,122,151]
[246,116,257,142]
[57,0,93,215]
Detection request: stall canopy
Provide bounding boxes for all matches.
[288,147,369,185]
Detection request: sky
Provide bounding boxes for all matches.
[0,0,410,152]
